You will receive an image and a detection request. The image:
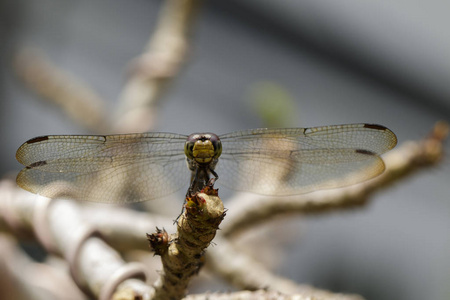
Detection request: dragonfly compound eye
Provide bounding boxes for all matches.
[184,135,197,160]
[209,134,222,159]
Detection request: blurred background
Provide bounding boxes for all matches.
[1,0,449,299]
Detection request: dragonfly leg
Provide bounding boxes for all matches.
[188,168,200,197]
[207,168,219,187]
[175,168,200,224]
[174,192,190,224]
[174,208,183,224]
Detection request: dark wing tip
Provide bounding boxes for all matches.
[16,136,50,165]
[363,124,388,131]
[26,136,49,144]
[355,149,376,156]
[363,124,398,149]
[28,161,47,168]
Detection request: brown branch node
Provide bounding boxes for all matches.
[147,227,170,256]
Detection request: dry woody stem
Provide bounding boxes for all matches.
[0,181,152,300]
[151,190,225,300]
[114,0,201,133]
[185,290,363,300]
[14,49,110,133]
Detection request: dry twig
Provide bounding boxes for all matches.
[0,233,85,300]
[185,290,363,300]
[0,181,150,300]
[206,235,363,300]
[0,179,366,300]
[114,0,201,133]
[151,190,225,300]
[0,181,226,300]
[14,49,110,133]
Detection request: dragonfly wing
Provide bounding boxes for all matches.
[16,133,189,203]
[217,124,396,195]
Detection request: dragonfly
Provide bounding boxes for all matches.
[16,124,397,203]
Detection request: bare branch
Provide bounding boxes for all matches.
[0,181,227,300]
[114,0,201,133]
[82,206,173,253]
[0,233,86,300]
[14,49,110,133]
[206,236,363,300]
[0,180,368,299]
[0,181,151,299]
[221,121,449,237]
[81,197,365,297]
[151,190,225,300]
[185,290,363,300]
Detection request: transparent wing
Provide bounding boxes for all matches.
[217,124,397,195]
[16,133,189,203]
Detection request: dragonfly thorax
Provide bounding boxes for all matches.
[184,133,222,165]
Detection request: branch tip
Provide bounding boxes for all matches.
[185,187,224,223]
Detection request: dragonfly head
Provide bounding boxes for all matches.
[185,133,222,164]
